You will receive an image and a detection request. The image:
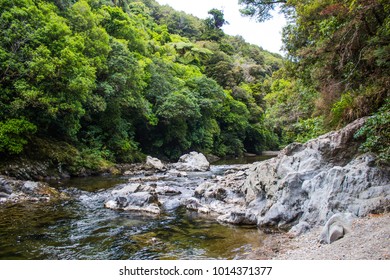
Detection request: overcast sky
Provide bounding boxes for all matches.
[155,0,287,54]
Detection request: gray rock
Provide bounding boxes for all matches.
[205,154,221,163]
[21,181,39,194]
[105,183,161,215]
[174,151,210,172]
[319,213,356,244]
[329,224,344,243]
[194,118,389,233]
[185,197,210,214]
[0,183,12,194]
[126,192,158,207]
[145,156,166,171]
[0,192,10,198]
[156,186,181,196]
[217,211,254,225]
[161,198,182,211]
[289,221,311,236]
[0,175,65,204]
[166,169,188,177]
[112,183,141,196]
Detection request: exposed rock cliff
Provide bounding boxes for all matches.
[196,118,390,233]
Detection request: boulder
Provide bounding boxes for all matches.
[190,169,249,222]
[105,183,161,215]
[166,169,188,177]
[0,175,67,203]
[185,197,210,214]
[161,198,182,211]
[145,156,166,171]
[319,213,356,244]
[0,181,12,194]
[156,186,182,196]
[174,151,210,172]
[205,154,221,163]
[217,211,254,225]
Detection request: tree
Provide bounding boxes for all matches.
[239,0,288,22]
[206,8,229,29]
[0,0,284,165]
[242,0,389,124]
[203,8,229,41]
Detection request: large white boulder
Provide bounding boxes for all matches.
[174,151,210,172]
[145,156,166,171]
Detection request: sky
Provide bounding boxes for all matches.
[155,0,287,54]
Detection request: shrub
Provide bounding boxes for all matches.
[355,98,390,165]
[0,119,37,154]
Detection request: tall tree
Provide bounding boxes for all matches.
[239,0,288,22]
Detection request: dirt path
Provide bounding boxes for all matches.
[247,213,390,260]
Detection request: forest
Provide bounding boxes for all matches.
[0,0,388,176]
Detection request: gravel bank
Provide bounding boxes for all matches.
[247,213,390,260]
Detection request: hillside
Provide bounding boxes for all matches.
[0,0,283,178]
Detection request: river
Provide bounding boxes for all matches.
[0,157,272,260]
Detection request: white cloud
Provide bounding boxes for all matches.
[155,0,286,54]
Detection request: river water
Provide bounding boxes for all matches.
[0,158,271,260]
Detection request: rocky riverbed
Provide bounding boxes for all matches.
[1,118,389,259]
[0,175,68,204]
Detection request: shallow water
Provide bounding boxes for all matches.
[0,164,266,260]
[214,155,274,165]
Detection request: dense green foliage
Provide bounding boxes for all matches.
[3,0,387,172]
[0,0,282,172]
[355,98,390,164]
[241,0,389,161]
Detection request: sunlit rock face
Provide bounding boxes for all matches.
[195,118,389,233]
[241,117,390,231]
[174,151,210,172]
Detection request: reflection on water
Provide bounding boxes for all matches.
[0,159,270,260]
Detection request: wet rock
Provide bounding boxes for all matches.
[127,192,158,206]
[0,192,10,198]
[166,169,188,177]
[145,156,166,172]
[185,197,210,214]
[244,153,257,157]
[217,211,255,225]
[21,181,39,194]
[112,183,141,195]
[174,151,210,172]
[160,198,182,211]
[189,170,251,223]
[0,175,67,204]
[206,154,221,163]
[101,119,389,233]
[156,186,182,196]
[0,181,12,194]
[262,151,280,156]
[105,183,161,215]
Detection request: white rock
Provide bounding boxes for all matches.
[145,156,166,171]
[174,151,210,172]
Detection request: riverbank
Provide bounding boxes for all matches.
[1,118,389,260]
[246,212,390,260]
